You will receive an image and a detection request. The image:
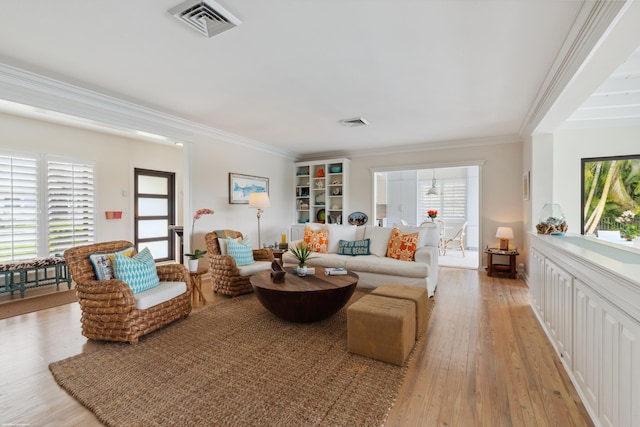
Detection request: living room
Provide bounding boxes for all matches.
[2,1,640,426]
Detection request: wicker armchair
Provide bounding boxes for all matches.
[205,230,274,297]
[64,240,192,344]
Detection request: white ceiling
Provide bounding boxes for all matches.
[0,0,638,158]
[564,46,640,129]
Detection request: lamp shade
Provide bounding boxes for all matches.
[496,227,514,239]
[248,192,270,209]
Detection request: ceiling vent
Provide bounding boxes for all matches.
[339,117,369,127]
[170,0,241,38]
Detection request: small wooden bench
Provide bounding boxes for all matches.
[0,257,72,298]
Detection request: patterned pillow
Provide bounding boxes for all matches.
[386,228,419,261]
[113,247,160,293]
[303,226,329,253]
[89,246,136,280]
[227,236,254,266]
[218,237,241,255]
[337,239,370,256]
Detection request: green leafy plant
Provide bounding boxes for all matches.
[288,243,315,267]
[615,210,638,240]
[185,249,207,260]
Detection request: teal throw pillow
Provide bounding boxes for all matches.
[337,238,371,256]
[113,247,160,293]
[227,236,254,266]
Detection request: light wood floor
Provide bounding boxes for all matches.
[0,268,593,426]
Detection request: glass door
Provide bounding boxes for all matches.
[134,168,175,262]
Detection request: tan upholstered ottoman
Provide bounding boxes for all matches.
[372,284,429,339]
[347,294,416,366]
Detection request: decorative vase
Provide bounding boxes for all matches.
[188,259,199,272]
[297,265,308,277]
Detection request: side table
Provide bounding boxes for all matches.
[189,268,208,304]
[484,248,519,279]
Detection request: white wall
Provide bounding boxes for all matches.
[187,135,293,260]
[552,125,640,232]
[0,112,183,244]
[348,141,524,264]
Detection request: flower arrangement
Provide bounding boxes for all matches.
[615,210,638,241]
[186,208,214,260]
[427,210,438,221]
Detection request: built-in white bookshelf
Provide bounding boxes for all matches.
[292,158,349,240]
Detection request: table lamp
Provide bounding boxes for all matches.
[496,227,514,250]
[249,192,270,248]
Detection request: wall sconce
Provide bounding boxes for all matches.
[496,227,514,250]
[249,192,270,248]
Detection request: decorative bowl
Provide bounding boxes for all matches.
[330,166,342,173]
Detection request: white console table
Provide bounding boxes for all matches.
[529,233,640,427]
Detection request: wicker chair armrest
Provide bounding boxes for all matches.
[75,279,136,312]
[253,249,274,262]
[156,263,193,292]
[208,254,240,274]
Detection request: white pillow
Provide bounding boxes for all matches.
[327,224,357,253]
[364,227,394,257]
[218,237,241,255]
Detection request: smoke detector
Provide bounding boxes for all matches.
[339,117,369,127]
[170,0,241,38]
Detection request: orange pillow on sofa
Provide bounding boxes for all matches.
[386,228,419,261]
[303,226,329,253]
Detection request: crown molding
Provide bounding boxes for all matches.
[519,0,628,137]
[298,134,521,161]
[0,63,295,159]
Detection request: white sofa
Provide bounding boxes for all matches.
[282,224,439,297]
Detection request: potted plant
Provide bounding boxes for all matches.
[185,249,207,272]
[289,243,315,276]
[187,208,214,271]
[427,210,438,222]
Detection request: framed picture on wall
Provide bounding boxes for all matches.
[229,173,269,204]
[523,171,530,200]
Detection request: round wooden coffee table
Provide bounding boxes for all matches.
[250,268,359,322]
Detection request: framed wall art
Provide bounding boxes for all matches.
[229,173,269,204]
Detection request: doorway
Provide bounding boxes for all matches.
[134,168,176,262]
[373,165,480,270]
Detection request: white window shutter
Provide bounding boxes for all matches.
[0,155,39,261]
[47,160,95,255]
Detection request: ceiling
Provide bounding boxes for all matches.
[0,1,638,159]
[564,46,640,129]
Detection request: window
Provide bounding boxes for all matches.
[419,178,467,223]
[0,155,38,260]
[0,152,95,262]
[47,160,95,255]
[134,168,175,262]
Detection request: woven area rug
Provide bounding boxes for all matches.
[50,289,433,426]
[0,287,77,320]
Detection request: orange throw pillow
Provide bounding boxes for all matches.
[386,228,419,261]
[303,226,329,253]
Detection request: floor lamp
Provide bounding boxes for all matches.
[249,192,270,248]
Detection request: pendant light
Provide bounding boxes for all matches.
[427,170,440,196]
